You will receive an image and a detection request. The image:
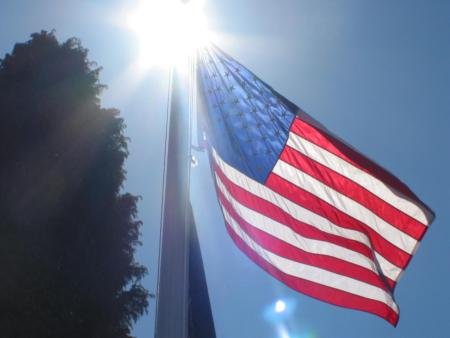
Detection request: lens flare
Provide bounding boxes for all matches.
[275,300,287,313]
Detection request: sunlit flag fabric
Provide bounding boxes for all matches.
[196,45,434,326]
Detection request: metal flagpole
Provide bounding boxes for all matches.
[154,64,192,338]
[155,46,216,337]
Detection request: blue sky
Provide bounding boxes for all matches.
[1,1,449,337]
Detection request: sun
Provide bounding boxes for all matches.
[126,0,209,69]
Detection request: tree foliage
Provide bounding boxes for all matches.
[0,31,148,338]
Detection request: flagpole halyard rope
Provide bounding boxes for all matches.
[182,49,197,323]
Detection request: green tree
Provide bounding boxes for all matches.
[0,31,148,338]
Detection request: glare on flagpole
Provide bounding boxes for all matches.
[126,0,210,69]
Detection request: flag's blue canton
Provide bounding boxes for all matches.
[198,47,296,183]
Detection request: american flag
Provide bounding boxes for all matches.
[196,45,434,325]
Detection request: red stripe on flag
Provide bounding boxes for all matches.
[280,145,427,240]
[266,172,410,270]
[213,162,375,260]
[223,220,399,326]
[217,191,391,291]
[291,117,431,218]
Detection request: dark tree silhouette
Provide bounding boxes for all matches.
[0,31,149,338]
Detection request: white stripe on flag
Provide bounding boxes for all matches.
[220,203,399,313]
[272,159,418,254]
[212,149,371,246]
[215,174,380,275]
[212,149,402,282]
[374,253,404,283]
[287,132,430,225]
